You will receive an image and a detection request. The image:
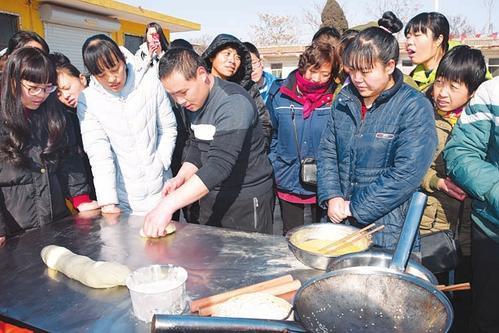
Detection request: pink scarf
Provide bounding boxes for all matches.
[294,71,332,118]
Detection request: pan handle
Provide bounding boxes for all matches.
[390,192,428,272]
[151,314,308,333]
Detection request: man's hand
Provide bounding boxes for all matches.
[142,198,173,238]
[101,204,121,214]
[161,176,185,196]
[437,177,468,201]
[0,236,5,247]
[327,197,350,223]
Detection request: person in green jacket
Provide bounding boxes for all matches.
[444,76,499,333]
[404,12,454,93]
[421,45,487,255]
[421,45,487,331]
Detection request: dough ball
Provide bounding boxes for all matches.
[139,223,176,238]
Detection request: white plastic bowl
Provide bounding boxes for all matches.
[126,264,188,322]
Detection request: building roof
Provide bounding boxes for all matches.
[456,36,499,49]
[258,45,306,58]
[259,36,499,58]
[41,0,200,32]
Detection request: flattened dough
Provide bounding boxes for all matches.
[212,292,292,320]
[41,245,131,288]
[139,223,176,238]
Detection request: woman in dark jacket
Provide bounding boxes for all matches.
[202,34,272,142]
[267,42,340,235]
[0,48,97,246]
[317,27,437,249]
[49,52,95,200]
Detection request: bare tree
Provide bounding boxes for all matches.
[190,34,214,55]
[250,13,299,46]
[367,0,422,24]
[302,0,325,32]
[483,0,496,34]
[448,15,478,38]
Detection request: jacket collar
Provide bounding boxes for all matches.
[411,64,436,90]
[409,40,462,91]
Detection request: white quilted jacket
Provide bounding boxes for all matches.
[77,53,177,214]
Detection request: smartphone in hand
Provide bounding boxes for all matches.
[149,32,161,57]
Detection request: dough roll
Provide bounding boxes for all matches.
[41,245,131,289]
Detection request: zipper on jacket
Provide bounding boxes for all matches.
[253,197,259,230]
[346,98,365,199]
[41,161,54,222]
[290,104,301,157]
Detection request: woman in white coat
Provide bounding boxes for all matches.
[78,34,177,215]
[134,22,169,75]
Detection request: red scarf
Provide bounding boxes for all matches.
[280,71,333,119]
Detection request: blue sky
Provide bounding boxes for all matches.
[121,0,498,42]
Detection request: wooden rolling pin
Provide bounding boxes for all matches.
[190,274,294,312]
[437,282,471,292]
[198,279,302,317]
[278,290,297,303]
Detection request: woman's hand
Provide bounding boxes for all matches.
[101,204,121,214]
[77,200,100,212]
[0,236,5,247]
[148,40,161,57]
[327,197,351,223]
[437,177,468,201]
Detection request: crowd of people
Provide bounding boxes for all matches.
[0,10,498,333]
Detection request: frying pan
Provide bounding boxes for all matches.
[152,192,453,333]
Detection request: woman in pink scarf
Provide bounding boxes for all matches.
[266,42,341,235]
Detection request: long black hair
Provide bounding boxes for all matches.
[6,30,50,56]
[144,22,170,52]
[0,47,66,166]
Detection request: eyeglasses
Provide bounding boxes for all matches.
[21,81,57,96]
[251,60,262,68]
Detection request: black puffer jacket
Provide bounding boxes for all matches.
[0,108,90,237]
[202,34,272,142]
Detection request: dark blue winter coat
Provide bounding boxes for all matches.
[317,69,437,249]
[267,71,334,195]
